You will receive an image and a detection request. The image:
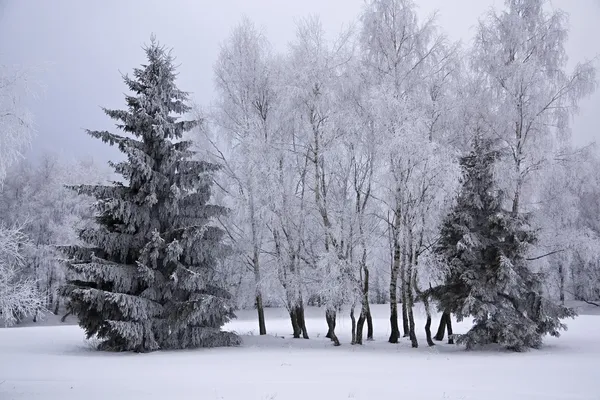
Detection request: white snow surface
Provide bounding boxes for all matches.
[1,304,599,400]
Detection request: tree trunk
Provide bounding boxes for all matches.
[364,269,373,340]
[61,303,72,323]
[356,308,367,345]
[32,279,40,323]
[253,265,267,335]
[558,263,565,305]
[366,308,373,340]
[325,310,334,338]
[61,312,71,323]
[326,308,340,346]
[425,315,434,346]
[388,302,400,343]
[359,265,373,342]
[248,186,267,336]
[512,162,523,216]
[47,271,54,312]
[54,298,60,315]
[400,242,409,338]
[423,296,435,347]
[408,305,417,348]
[288,303,309,339]
[289,308,301,338]
[405,280,417,348]
[350,306,357,345]
[402,299,409,337]
[296,304,309,339]
[446,314,454,345]
[388,240,401,343]
[256,292,267,335]
[434,312,448,341]
[406,250,418,348]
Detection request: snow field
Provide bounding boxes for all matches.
[1,304,599,400]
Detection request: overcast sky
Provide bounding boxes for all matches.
[1,0,598,163]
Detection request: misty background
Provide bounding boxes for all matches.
[1,0,598,164]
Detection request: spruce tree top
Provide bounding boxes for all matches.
[61,37,239,352]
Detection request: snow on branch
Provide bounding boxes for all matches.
[0,225,45,326]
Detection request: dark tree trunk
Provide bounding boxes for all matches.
[61,307,72,323]
[389,242,401,343]
[434,312,448,341]
[289,305,309,339]
[250,192,267,336]
[290,308,301,338]
[407,304,418,348]
[363,266,374,340]
[425,315,434,346]
[400,245,409,338]
[389,304,400,343]
[559,263,565,305]
[326,308,340,346]
[350,306,357,345]
[406,257,417,348]
[61,312,71,323]
[296,304,309,339]
[325,310,334,338]
[53,298,60,315]
[366,309,373,340]
[423,296,435,347]
[402,300,409,337]
[47,272,54,312]
[446,314,454,345]
[356,309,367,345]
[357,266,372,343]
[256,293,267,335]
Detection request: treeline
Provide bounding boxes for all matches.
[205,0,599,350]
[1,0,599,352]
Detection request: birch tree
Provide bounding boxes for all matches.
[342,63,380,343]
[284,16,368,345]
[0,64,43,325]
[535,146,600,305]
[0,154,105,315]
[471,0,596,215]
[0,64,35,184]
[0,226,44,326]
[359,0,460,345]
[213,17,277,335]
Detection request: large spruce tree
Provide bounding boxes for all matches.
[60,37,240,352]
[431,134,574,351]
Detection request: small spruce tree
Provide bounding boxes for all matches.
[60,37,240,352]
[431,134,575,351]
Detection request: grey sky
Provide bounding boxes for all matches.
[1,0,598,164]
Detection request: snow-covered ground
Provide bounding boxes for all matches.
[1,304,599,400]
